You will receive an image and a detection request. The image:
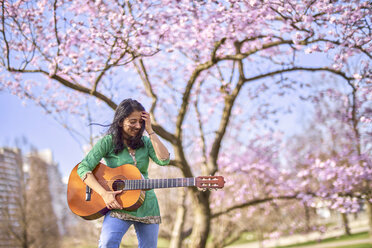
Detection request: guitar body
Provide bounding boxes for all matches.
[67,163,145,220]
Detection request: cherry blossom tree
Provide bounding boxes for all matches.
[1,0,371,247]
[284,78,372,240]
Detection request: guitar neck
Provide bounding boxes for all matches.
[124,178,195,190]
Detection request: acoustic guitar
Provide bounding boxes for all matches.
[67,162,225,220]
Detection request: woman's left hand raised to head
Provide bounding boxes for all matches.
[141,111,153,134]
[141,111,169,160]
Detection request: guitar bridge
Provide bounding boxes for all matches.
[85,185,92,201]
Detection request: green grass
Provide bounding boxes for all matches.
[227,232,257,245]
[62,236,169,248]
[118,236,169,247]
[337,244,372,248]
[63,231,371,248]
[274,231,371,248]
[281,243,372,248]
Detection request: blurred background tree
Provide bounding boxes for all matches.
[0,143,61,248]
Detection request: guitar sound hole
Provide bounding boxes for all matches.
[112,180,125,191]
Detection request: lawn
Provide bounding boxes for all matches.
[62,236,169,248]
[336,244,372,248]
[274,231,371,248]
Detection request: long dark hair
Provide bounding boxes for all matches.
[107,99,146,154]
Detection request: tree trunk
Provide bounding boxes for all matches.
[188,190,211,248]
[366,201,372,244]
[341,213,351,236]
[304,204,311,232]
[257,229,264,248]
[169,188,187,248]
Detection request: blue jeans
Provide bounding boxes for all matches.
[98,213,159,248]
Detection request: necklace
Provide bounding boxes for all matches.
[128,148,137,166]
[129,148,135,156]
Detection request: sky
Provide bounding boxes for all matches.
[0,91,84,181]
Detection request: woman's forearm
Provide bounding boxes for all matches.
[83,172,123,209]
[149,133,170,160]
[83,172,108,196]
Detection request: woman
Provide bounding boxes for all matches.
[77,99,170,248]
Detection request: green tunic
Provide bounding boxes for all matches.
[77,135,169,223]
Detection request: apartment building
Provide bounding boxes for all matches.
[0,147,23,248]
[35,149,71,235]
[0,147,72,247]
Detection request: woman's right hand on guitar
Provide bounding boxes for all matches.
[82,172,123,210]
[101,190,123,210]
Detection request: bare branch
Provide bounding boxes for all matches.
[212,194,299,219]
[1,0,10,67]
[242,66,353,83]
[49,73,118,109]
[134,58,158,113]
[318,38,372,59]
[194,80,208,174]
[133,58,177,144]
[53,0,61,58]
[92,46,132,94]
[173,57,218,177]
[7,67,118,110]
[208,42,246,175]
[211,38,226,63]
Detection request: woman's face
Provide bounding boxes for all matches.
[122,111,143,138]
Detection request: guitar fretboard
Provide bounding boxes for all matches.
[124,178,195,190]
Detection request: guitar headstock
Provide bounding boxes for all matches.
[195,176,225,190]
